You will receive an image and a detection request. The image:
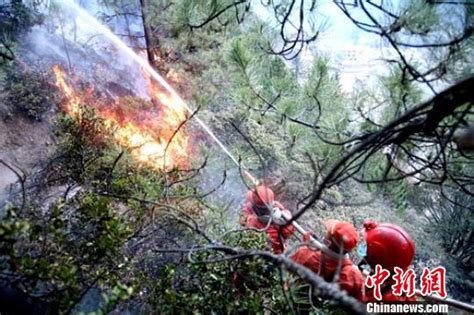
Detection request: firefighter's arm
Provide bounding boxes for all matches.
[290,246,320,273]
[240,202,253,226]
[280,221,296,239]
[339,265,365,301]
[290,246,310,266]
[266,227,287,254]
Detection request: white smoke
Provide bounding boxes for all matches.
[16,0,251,218]
[19,0,149,98]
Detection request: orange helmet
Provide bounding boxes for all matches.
[325,219,359,252]
[249,186,275,209]
[363,220,415,271]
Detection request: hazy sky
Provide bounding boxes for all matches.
[254,0,398,92]
[254,0,463,94]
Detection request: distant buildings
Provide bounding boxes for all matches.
[290,42,391,94]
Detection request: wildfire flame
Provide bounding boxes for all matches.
[52,65,190,170]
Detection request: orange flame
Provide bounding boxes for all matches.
[52,65,190,170]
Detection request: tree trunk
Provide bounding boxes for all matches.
[139,0,160,69]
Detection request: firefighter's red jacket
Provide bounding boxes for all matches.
[240,192,295,254]
[291,246,364,300]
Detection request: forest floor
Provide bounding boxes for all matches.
[0,108,56,206]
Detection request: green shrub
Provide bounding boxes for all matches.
[148,231,291,314]
[4,66,57,120]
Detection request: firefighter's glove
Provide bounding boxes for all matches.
[303,230,314,242]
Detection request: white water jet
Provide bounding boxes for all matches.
[56,0,254,183]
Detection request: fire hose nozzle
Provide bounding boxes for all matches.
[271,207,282,219]
[271,207,287,225]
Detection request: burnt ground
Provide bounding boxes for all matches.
[0,98,57,207]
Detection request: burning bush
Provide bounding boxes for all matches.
[53,65,191,171]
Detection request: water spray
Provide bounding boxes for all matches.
[63,0,243,171]
[60,0,325,253]
[55,0,382,263]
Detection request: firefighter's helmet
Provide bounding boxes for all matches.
[325,219,359,252]
[363,220,415,271]
[250,185,275,209]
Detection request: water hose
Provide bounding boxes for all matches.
[243,171,474,312]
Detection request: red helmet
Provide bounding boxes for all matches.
[363,220,415,271]
[249,185,275,208]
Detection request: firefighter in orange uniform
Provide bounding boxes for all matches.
[361,220,417,302]
[290,220,364,300]
[240,185,295,254]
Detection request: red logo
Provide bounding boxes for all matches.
[365,265,390,301]
[420,266,447,298]
[391,266,416,297]
[365,265,447,301]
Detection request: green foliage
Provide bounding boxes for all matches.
[0,103,176,312]
[0,205,30,252]
[54,108,111,183]
[2,0,472,312]
[72,194,132,260]
[3,65,57,120]
[102,282,135,311]
[389,180,410,214]
[407,185,473,301]
[228,38,252,71]
[35,89,304,313]
[170,0,246,31]
[303,58,349,138]
[362,152,411,214]
[53,102,170,206]
[222,34,350,195]
[355,66,423,133]
[379,67,423,120]
[0,1,42,64]
[147,11,352,210]
[397,0,440,35]
[411,186,473,265]
[0,192,133,311]
[149,231,290,314]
